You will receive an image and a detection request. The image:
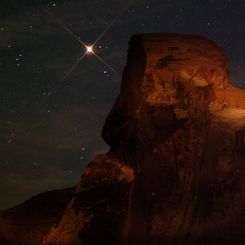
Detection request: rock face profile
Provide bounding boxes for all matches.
[1,33,245,244]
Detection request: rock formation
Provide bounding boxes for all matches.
[42,33,245,244]
[1,33,245,244]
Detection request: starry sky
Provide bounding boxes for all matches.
[0,0,245,209]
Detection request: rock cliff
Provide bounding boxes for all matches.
[2,33,245,245]
[43,33,245,244]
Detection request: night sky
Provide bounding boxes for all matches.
[0,0,245,209]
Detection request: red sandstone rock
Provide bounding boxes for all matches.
[1,33,245,245]
[43,33,244,245]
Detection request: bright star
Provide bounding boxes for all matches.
[86,45,94,54]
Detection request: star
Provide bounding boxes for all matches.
[86,45,94,54]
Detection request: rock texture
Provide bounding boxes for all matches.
[0,188,74,245]
[43,33,245,244]
[42,154,134,245]
[2,33,245,245]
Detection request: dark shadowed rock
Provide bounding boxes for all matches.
[42,154,134,245]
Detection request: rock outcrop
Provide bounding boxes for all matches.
[42,33,245,244]
[2,33,245,245]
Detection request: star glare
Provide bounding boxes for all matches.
[86,45,94,54]
[32,0,126,115]
[39,2,127,79]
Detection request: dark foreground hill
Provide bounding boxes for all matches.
[0,188,74,245]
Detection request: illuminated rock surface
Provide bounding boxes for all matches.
[1,33,245,244]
